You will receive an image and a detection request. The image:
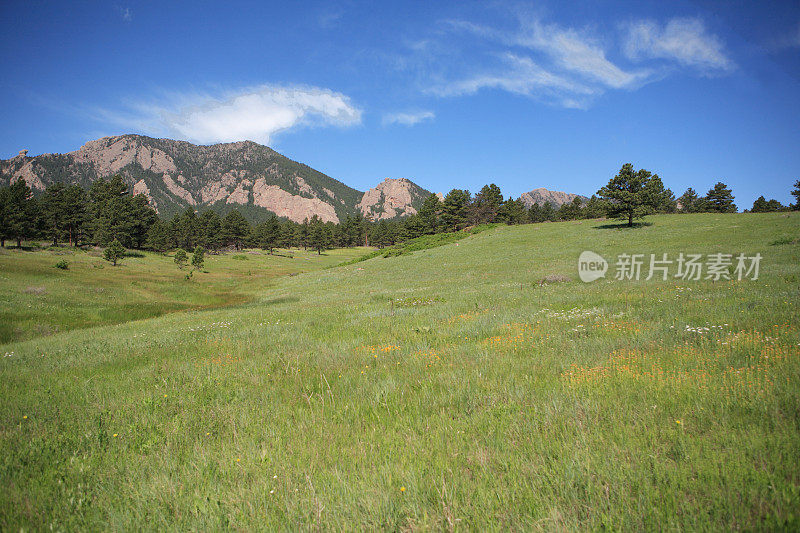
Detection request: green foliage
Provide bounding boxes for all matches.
[703,182,737,213]
[174,248,188,269]
[191,246,205,270]
[102,238,125,266]
[597,163,663,226]
[791,180,800,210]
[54,259,69,270]
[221,210,251,250]
[751,196,786,213]
[440,189,471,231]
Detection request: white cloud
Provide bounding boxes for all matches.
[97,85,362,145]
[434,17,649,108]
[382,110,435,126]
[623,18,735,73]
[513,19,648,89]
[119,7,132,21]
[418,14,733,108]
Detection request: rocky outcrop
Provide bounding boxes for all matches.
[519,187,587,208]
[357,178,431,220]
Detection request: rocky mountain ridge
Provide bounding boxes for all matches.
[1,135,585,222]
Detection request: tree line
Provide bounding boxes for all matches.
[1,170,798,250]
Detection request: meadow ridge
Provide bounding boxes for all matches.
[1,212,799,529]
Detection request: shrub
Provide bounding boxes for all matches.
[103,239,125,266]
[174,249,188,269]
[191,246,205,270]
[231,254,248,261]
[54,259,69,270]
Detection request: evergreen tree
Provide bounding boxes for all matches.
[582,195,605,219]
[40,182,67,246]
[499,197,527,224]
[791,180,800,211]
[557,197,583,221]
[197,210,222,250]
[0,186,9,247]
[4,179,37,247]
[308,216,329,254]
[646,176,677,213]
[441,189,471,231]
[175,208,198,250]
[540,202,557,222]
[703,182,737,213]
[527,203,543,223]
[418,194,442,234]
[174,249,188,269]
[254,215,281,253]
[146,219,173,253]
[191,246,205,270]
[678,188,701,213]
[221,210,251,250]
[471,184,504,224]
[597,163,661,226]
[62,185,88,246]
[103,238,125,266]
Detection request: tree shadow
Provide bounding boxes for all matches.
[592,221,653,230]
[260,296,300,306]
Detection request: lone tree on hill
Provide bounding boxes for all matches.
[791,180,800,210]
[703,182,737,213]
[597,163,663,226]
[174,249,188,269]
[191,246,205,270]
[103,238,125,266]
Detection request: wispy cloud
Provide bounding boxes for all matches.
[93,85,362,145]
[382,110,435,126]
[623,18,735,73]
[413,14,732,108]
[427,16,650,108]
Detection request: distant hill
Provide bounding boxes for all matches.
[519,187,588,208]
[0,135,429,223]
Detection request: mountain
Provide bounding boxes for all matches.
[519,187,588,208]
[357,178,431,220]
[0,135,429,223]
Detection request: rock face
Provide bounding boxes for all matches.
[357,178,431,220]
[0,135,383,223]
[519,187,588,208]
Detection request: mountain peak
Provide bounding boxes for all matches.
[357,178,431,220]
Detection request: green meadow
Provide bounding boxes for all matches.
[1,213,799,530]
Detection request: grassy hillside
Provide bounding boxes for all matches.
[0,246,369,344]
[1,213,799,529]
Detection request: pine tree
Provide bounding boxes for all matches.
[678,188,700,213]
[471,184,504,224]
[103,238,125,266]
[41,182,67,246]
[5,179,36,247]
[191,246,205,270]
[441,189,471,231]
[418,194,442,234]
[597,163,661,226]
[221,210,251,250]
[174,249,188,269]
[255,215,281,253]
[791,180,800,211]
[703,182,737,213]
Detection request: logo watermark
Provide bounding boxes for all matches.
[578,251,761,282]
[578,251,608,282]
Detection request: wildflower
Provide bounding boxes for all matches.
[236,458,241,462]
[113,433,118,437]
[675,420,681,425]
[22,415,27,420]
[400,486,406,492]
[273,475,278,479]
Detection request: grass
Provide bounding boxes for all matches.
[0,246,368,344]
[1,213,799,529]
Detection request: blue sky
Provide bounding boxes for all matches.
[1,0,799,208]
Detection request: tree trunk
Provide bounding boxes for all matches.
[17,238,22,248]
[628,212,633,227]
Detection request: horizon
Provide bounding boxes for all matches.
[1,0,798,208]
